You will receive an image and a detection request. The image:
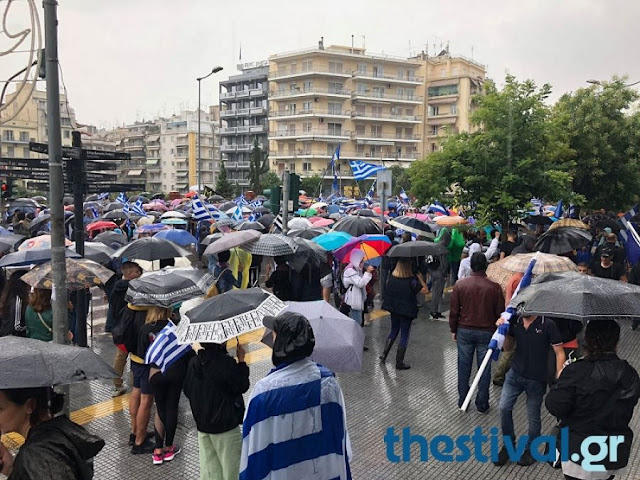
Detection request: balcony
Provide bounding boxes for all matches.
[249,125,266,134]
[270,128,350,142]
[220,91,236,101]
[270,87,351,100]
[219,127,237,135]
[352,132,421,143]
[221,144,237,153]
[269,68,352,81]
[249,106,267,116]
[236,108,251,117]
[236,90,250,99]
[427,113,459,125]
[270,108,350,121]
[351,111,422,123]
[249,87,268,98]
[345,151,419,161]
[236,161,251,169]
[351,91,422,104]
[237,126,251,134]
[352,71,423,85]
[236,144,253,152]
[220,109,237,118]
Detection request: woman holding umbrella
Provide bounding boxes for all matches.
[342,249,373,327]
[380,258,424,370]
[0,387,105,479]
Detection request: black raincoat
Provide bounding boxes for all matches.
[10,415,104,480]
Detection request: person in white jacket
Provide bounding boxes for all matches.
[342,249,373,326]
[458,243,482,280]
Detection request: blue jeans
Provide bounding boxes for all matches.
[349,309,363,326]
[457,328,493,411]
[388,313,413,348]
[499,369,546,448]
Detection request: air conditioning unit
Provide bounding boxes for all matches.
[319,118,325,123]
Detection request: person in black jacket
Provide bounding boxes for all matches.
[183,341,250,480]
[546,320,640,480]
[380,258,424,370]
[265,256,292,301]
[0,387,104,479]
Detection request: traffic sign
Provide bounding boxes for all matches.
[29,142,131,161]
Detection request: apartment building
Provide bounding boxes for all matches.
[219,62,269,189]
[267,40,485,188]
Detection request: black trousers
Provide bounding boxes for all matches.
[151,372,183,448]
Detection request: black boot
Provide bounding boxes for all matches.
[395,347,411,370]
[379,338,395,362]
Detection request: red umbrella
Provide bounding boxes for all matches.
[333,234,393,263]
[86,221,118,232]
[311,218,334,228]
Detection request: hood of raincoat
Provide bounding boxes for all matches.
[263,312,315,367]
[348,249,365,269]
[468,243,482,256]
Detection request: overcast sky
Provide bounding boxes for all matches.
[5,0,639,127]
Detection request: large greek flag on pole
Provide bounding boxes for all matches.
[348,160,386,180]
[144,321,192,373]
[240,358,352,480]
[191,194,212,221]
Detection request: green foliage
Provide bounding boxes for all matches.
[261,171,282,190]
[300,175,323,197]
[248,138,269,193]
[390,165,411,195]
[215,160,234,198]
[409,75,574,223]
[552,77,640,211]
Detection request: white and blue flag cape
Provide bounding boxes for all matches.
[144,321,192,373]
[240,358,352,480]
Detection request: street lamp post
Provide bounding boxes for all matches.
[197,66,223,191]
[587,79,640,88]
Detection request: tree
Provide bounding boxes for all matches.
[390,165,412,196]
[215,160,234,198]
[552,77,640,211]
[300,175,323,197]
[248,138,269,193]
[261,171,281,190]
[409,75,574,225]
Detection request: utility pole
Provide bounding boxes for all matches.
[72,131,88,347]
[44,0,69,347]
[282,170,290,234]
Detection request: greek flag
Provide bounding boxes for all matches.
[144,321,192,373]
[91,207,100,219]
[331,144,340,193]
[272,214,283,232]
[131,198,147,217]
[97,192,109,201]
[427,201,448,216]
[553,199,564,220]
[232,206,244,221]
[348,160,386,180]
[618,204,639,243]
[191,194,212,221]
[364,180,376,206]
[530,198,544,215]
[489,255,537,360]
[240,359,351,480]
[122,201,130,216]
[116,192,127,204]
[249,199,263,208]
[399,188,410,204]
[234,195,249,206]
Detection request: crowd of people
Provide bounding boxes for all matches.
[0,191,639,480]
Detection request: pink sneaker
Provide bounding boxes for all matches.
[152,451,164,465]
[163,445,181,462]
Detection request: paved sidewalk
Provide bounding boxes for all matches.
[8,303,640,479]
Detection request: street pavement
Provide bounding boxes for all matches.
[4,292,640,480]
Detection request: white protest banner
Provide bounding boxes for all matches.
[178,294,286,344]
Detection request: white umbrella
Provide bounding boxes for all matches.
[160,211,187,219]
[311,202,328,210]
[288,218,312,230]
[226,206,253,215]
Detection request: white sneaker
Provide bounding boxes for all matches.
[112,386,127,398]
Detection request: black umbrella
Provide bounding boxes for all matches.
[69,241,115,264]
[253,206,270,214]
[523,215,553,226]
[389,217,433,237]
[85,194,99,202]
[533,227,592,254]
[126,267,213,307]
[208,194,225,202]
[102,209,129,220]
[355,209,376,217]
[219,201,237,212]
[93,231,127,247]
[0,233,25,252]
[32,196,47,205]
[590,217,621,232]
[185,288,279,324]
[105,202,125,212]
[287,228,327,240]
[257,214,276,228]
[201,233,224,246]
[387,241,448,258]
[113,237,190,261]
[28,215,51,231]
[286,238,328,272]
[511,271,640,321]
[0,336,117,388]
[234,221,266,232]
[0,248,80,267]
[152,193,166,200]
[332,216,382,236]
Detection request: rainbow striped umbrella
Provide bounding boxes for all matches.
[333,234,392,264]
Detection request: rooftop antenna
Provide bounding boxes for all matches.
[471,45,474,59]
[351,34,354,53]
[361,35,366,50]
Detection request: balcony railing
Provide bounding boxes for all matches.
[271,129,350,139]
[249,125,266,133]
[249,87,267,97]
[352,71,423,84]
[270,87,351,99]
[270,108,350,119]
[351,111,422,122]
[221,145,237,153]
[352,132,421,142]
[237,126,250,134]
[249,107,267,115]
[220,127,237,134]
[352,91,423,103]
[269,68,352,80]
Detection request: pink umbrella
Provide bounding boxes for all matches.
[406,213,429,222]
[311,218,334,228]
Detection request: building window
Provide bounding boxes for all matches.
[356,83,366,94]
[355,124,365,135]
[397,67,404,80]
[290,62,297,74]
[19,131,29,142]
[372,86,384,98]
[356,144,365,155]
[328,61,343,73]
[371,125,382,138]
[440,68,446,77]
[328,102,342,115]
[428,84,458,97]
[303,162,312,172]
[327,123,342,136]
[451,105,458,114]
[395,127,403,139]
[302,122,312,133]
[7,146,14,157]
[302,101,312,112]
[404,128,413,139]
[328,82,343,94]
[452,67,458,76]
[407,70,415,81]
[372,65,383,78]
[431,143,437,152]
[371,105,382,118]
[303,80,313,92]
[302,60,313,72]
[289,163,296,172]
[357,64,367,75]
[431,125,439,135]
[24,147,30,158]
[429,105,440,116]
[3,130,14,141]
[63,130,70,139]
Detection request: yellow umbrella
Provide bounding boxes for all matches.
[434,215,467,226]
[549,218,590,230]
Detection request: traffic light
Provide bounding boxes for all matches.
[289,173,300,212]
[263,186,281,214]
[2,178,14,200]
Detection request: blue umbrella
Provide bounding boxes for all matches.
[137,223,168,234]
[312,231,353,251]
[154,229,198,246]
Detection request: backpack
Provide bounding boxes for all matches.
[425,254,440,270]
[111,307,145,354]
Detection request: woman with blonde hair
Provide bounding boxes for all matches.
[25,288,54,342]
[137,306,191,465]
[380,258,424,370]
